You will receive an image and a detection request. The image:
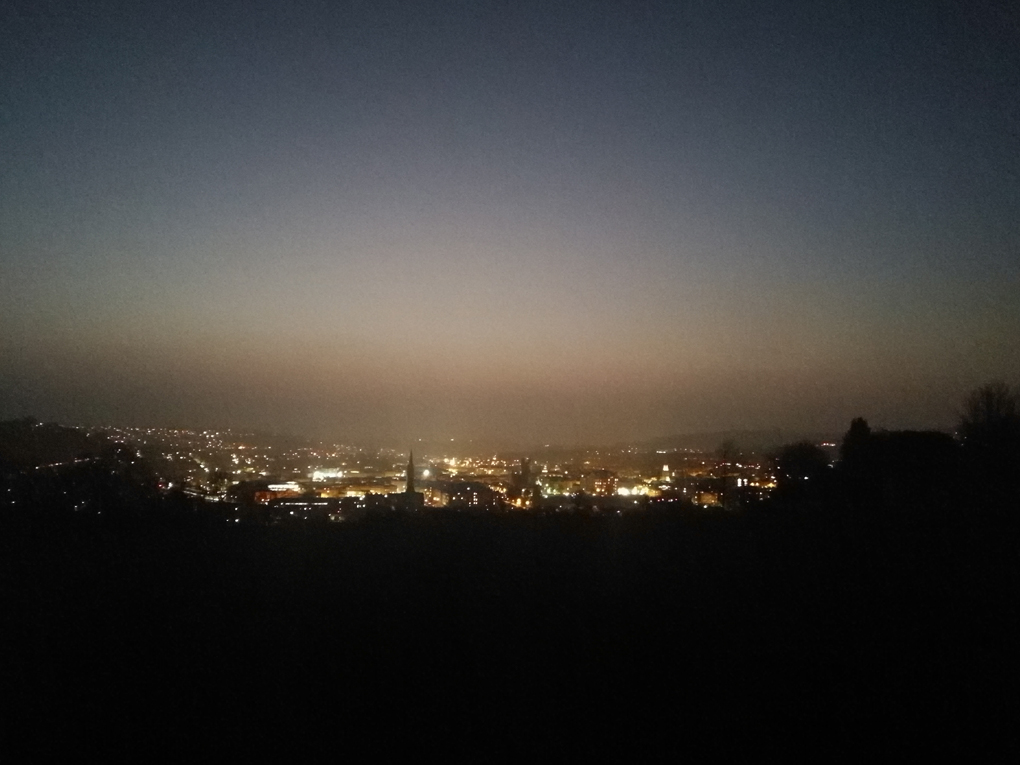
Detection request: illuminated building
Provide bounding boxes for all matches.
[696,491,722,507]
[447,481,500,509]
[580,469,617,496]
[254,482,303,503]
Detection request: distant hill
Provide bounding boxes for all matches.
[640,429,839,454]
[0,417,110,471]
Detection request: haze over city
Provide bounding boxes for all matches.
[2,0,1017,445]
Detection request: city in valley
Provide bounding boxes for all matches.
[92,425,795,520]
[3,389,1017,757]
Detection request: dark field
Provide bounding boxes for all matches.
[3,506,1017,758]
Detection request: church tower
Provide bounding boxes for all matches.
[406,450,415,494]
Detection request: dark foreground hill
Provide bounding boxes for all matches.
[3,504,1017,759]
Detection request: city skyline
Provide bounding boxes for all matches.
[3,1,1018,445]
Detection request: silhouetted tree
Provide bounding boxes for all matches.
[958,382,1020,516]
[776,442,828,484]
[773,441,830,506]
[959,382,1020,453]
[840,417,871,467]
[837,415,962,521]
[717,439,739,465]
[838,417,875,511]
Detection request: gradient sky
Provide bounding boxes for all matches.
[2,0,1018,446]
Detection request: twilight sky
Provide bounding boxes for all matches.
[2,0,1018,446]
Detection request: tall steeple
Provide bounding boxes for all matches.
[406,450,415,494]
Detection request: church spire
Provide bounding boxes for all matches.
[406,450,415,494]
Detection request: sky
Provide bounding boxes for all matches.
[2,0,1018,446]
